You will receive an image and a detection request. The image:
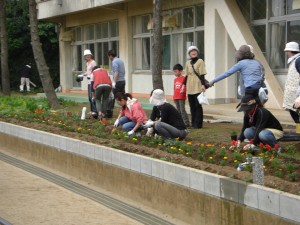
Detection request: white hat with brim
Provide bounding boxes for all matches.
[149,89,166,106]
[284,42,299,52]
[187,46,199,55]
[84,49,93,56]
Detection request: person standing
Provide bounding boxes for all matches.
[19,64,32,92]
[92,66,112,124]
[83,49,97,115]
[173,64,190,127]
[282,42,300,124]
[181,46,207,128]
[208,45,264,101]
[108,50,126,118]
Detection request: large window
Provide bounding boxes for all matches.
[237,0,300,71]
[133,4,205,71]
[72,20,119,87]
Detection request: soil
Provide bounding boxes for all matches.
[1,118,300,196]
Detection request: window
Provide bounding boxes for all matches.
[236,0,300,71]
[133,4,205,71]
[72,20,119,87]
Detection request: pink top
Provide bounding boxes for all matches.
[120,100,147,126]
[85,60,97,84]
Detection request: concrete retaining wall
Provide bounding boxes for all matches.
[0,121,299,225]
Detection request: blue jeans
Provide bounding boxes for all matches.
[119,116,136,132]
[244,127,278,147]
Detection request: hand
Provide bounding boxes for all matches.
[92,97,95,102]
[180,85,186,94]
[243,144,256,151]
[87,75,91,80]
[208,81,214,87]
[114,119,119,127]
[127,130,135,136]
[143,120,154,128]
[112,81,116,89]
[201,85,206,93]
[146,127,153,136]
[294,96,300,109]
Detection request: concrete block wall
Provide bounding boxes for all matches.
[0,121,299,224]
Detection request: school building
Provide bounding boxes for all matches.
[36,0,300,109]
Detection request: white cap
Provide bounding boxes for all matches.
[187,46,199,55]
[149,89,166,106]
[284,42,299,52]
[84,49,93,56]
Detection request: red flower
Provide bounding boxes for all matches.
[265,144,271,151]
[274,144,279,149]
[231,140,237,146]
[259,142,264,148]
[249,139,253,144]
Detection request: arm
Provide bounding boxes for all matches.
[211,62,242,84]
[131,103,147,131]
[252,108,269,145]
[295,57,300,74]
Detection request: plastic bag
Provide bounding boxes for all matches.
[258,87,268,105]
[197,92,209,105]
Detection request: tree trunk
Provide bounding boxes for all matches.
[0,0,11,95]
[28,0,60,109]
[152,0,164,90]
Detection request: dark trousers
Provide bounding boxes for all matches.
[289,110,300,123]
[111,80,126,112]
[188,93,203,128]
[88,84,97,113]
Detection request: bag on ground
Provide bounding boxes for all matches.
[197,92,209,105]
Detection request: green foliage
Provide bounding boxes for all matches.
[285,162,295,173]
[5,0,59,90]
[270,158,281,169]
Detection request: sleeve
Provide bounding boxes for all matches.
[295,57,300,74]
[197,59,207,76]
[238,115,248,142]
[211,62,242,84]
[252,109,269,145]
[132,102,147,126]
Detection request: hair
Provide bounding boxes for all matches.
[107,50,117,57]
[115,92,132,101]
[92,66,100,71]
[173,64,183,71]
[291,51,300,54]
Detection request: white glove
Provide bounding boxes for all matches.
[146,127,153,136]
[243,144,256,151]
[294,96,300,109]
[127,130,135,136]
[114,119,119,127]
[112,81,116,89]
[143,120,154,128]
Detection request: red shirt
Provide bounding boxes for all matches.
[93,69,112,89]
[173,75,186,100]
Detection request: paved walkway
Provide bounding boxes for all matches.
[0,157,142,225]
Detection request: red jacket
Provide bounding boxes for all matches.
[93,68,112,89]
[173,75,186,100]
[120,99,148,126]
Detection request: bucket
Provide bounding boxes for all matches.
[296,124,300,133]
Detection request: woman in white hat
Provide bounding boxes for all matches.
[144,89,188,141]
[83,49,97,115]
[283,42,300,124]
[181,46,207,129]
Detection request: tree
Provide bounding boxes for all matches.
[152,0,164,90]
[28,0,60,109]
[0,0,11,95]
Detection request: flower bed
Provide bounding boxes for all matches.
[0,96,299,194]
